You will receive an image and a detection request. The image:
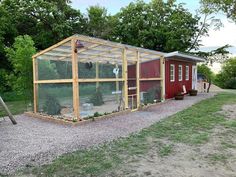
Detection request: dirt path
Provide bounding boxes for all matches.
[0,93,215,175]
[103,104,236,177]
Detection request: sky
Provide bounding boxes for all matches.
[71,0,236,54]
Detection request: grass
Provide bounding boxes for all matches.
[0,100,28,117]
[159,144,173,157]
[207,153,228,164]
[14,92,236,177]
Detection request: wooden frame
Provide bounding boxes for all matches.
[32,35,165,121]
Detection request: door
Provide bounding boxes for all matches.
[128,62,138,111]
[192,65,197,89]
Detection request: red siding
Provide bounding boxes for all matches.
[128,60,161,95]
[165,59,195,99]
[127,58,196,99]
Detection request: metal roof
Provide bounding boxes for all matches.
[164,51,205,62]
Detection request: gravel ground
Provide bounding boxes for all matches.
[0,93,215,175]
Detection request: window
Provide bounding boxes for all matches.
[185,66,189,80]
[170,64,175,82]
[178,65,182,81]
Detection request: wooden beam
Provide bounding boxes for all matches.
[96,62,99,89]
[115,64,119,103]
[78,78,124,83]
[33,57,38,113]
[160,56,165,101]
[136,51,140,108]
[139,78,162,81]
[122,48,128,109]
[33,36,73,58]
[0,96,17,124]
[75,35,164,57]
[34,79,73,84]
[43,52,70,57]
[71,37,80,121]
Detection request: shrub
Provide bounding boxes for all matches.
[143,86,160,104]
[89,87,104,106]
[1,91,26,102]
[43,94,61,115]
[225,78,236,89]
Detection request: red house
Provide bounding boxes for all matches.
[128,51,204,102]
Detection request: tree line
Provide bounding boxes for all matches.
[0,0,235,101]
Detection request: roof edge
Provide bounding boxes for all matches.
[164,51,205,62]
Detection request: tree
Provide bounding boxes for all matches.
[0,0,87,94]
[195,45,231,65]
[200,0,236,22]
[197,64,214,92]
[215,58,236,89]
[5,35,36,102]
[1,0,85,50]
[113,0,203,52]
[86,5,114,39]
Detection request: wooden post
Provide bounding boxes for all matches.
[71,38,80,120]
[136,51,140,108]
[122,48,128,109]
[96,61,99,90]
[115,64,119,103]
[0,96,17,124]
[33,57,38,113]
[160,56,165,101]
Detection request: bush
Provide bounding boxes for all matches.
[89,87,104,106]
[225,78,236,89]
[143,86,160,104]
[1,91,26,102]
[43,94,61,115]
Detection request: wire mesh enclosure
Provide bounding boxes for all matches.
[32,35,165,121]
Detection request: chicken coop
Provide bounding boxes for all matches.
[32,35,165,121]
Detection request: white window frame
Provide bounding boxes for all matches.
[178,65,183,81]
[185,65,189,81]
[170,64,175,82]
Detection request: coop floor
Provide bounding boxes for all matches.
[0,93,215,175]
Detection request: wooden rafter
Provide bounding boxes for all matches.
[33,36,73,58]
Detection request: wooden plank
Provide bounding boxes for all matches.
[33,36,73,58]
[43,52,70,57]
[75,35,164,57]
[140,78,162,81]
[0,96,17,124]
[96,62,99,89]
[33,57,38,113]
[71,37,80,120]
[78,78,124,83]
[115,64,119,103]
[122,48,128,109]
[160,56,165,100]
[34,79,73,84]
[136,51,140,108]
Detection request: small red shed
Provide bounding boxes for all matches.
[164,52,204,99]
[128,51,204,103]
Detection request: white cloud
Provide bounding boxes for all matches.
[201,18,236,47]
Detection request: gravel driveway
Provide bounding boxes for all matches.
[0,93,215,174]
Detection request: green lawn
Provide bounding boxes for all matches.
[13,92,236,177]
[0,100,28,117]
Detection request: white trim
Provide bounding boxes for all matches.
[170,64,175,82]
[178,65,183,81]
[192,65,197,89]
[185,65,189,81]
[165,51,205,62]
